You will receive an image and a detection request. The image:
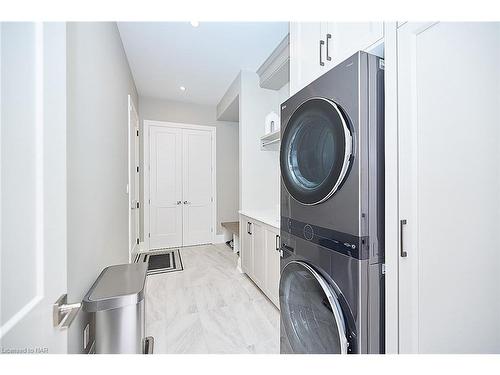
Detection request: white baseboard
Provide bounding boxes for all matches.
[214,234,226,244]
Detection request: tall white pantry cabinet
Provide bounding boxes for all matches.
[392,22,500,354]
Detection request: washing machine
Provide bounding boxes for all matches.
[279,51,385,354]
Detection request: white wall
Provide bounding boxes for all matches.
[239,71,289,217]
[66,22,138,353]
[139,97,239,236]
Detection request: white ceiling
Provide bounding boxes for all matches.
[118,22,289,106]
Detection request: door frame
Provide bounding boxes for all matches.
[143,120,217,250]
[127,95,140,261]
[383,21,400,354]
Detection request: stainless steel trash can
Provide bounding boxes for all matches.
[82,262,153,354]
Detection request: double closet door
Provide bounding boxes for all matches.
[149,124,215,249]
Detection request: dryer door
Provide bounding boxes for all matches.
[280,98,352,205]
[279,260,348,354]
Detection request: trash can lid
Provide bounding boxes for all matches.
[82,262,148,312]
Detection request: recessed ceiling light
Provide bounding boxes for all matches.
[190,21,199,28]
[180,86,186,91]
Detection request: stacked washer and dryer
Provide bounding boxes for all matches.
[278,51,385,354]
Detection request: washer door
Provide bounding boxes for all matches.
[279,260,348,354]
[280,98,352,205]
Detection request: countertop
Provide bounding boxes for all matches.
[238,209,280,229]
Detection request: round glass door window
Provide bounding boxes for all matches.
[279,261,348,354]
[280,98,352,205]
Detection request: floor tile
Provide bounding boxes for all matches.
[145,244,280,354]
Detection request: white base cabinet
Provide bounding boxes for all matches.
[240,214,280,308]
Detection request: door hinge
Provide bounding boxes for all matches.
[149,199,151,204]
[136,238,140,245]
[211,197,213,202]
[148,233,151,238]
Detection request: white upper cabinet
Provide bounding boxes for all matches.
[290,22,384,94]
[290,22,325,95]
[327,22,383,66]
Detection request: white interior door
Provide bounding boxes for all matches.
[149,125,183,249]
[398,22,500,353]
[182,128,214,246]
[0,22,68,353]
[128,96,140,259]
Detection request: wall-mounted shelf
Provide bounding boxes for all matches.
[260,130,280,151]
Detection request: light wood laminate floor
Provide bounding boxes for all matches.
[145,243,280,354]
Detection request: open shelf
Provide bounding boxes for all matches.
[260,130,280,150]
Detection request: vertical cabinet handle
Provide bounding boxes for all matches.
[400,219,408,257]
[275,234,280,251]
[319,40,325,66]
[326,33,332,61]
[247,222,252,235]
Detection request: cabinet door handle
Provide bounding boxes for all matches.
[247,222,252,235]
[400,219,408,257]
[275,234,280,251]
[319,40,325,66]
[326,33,332,61]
